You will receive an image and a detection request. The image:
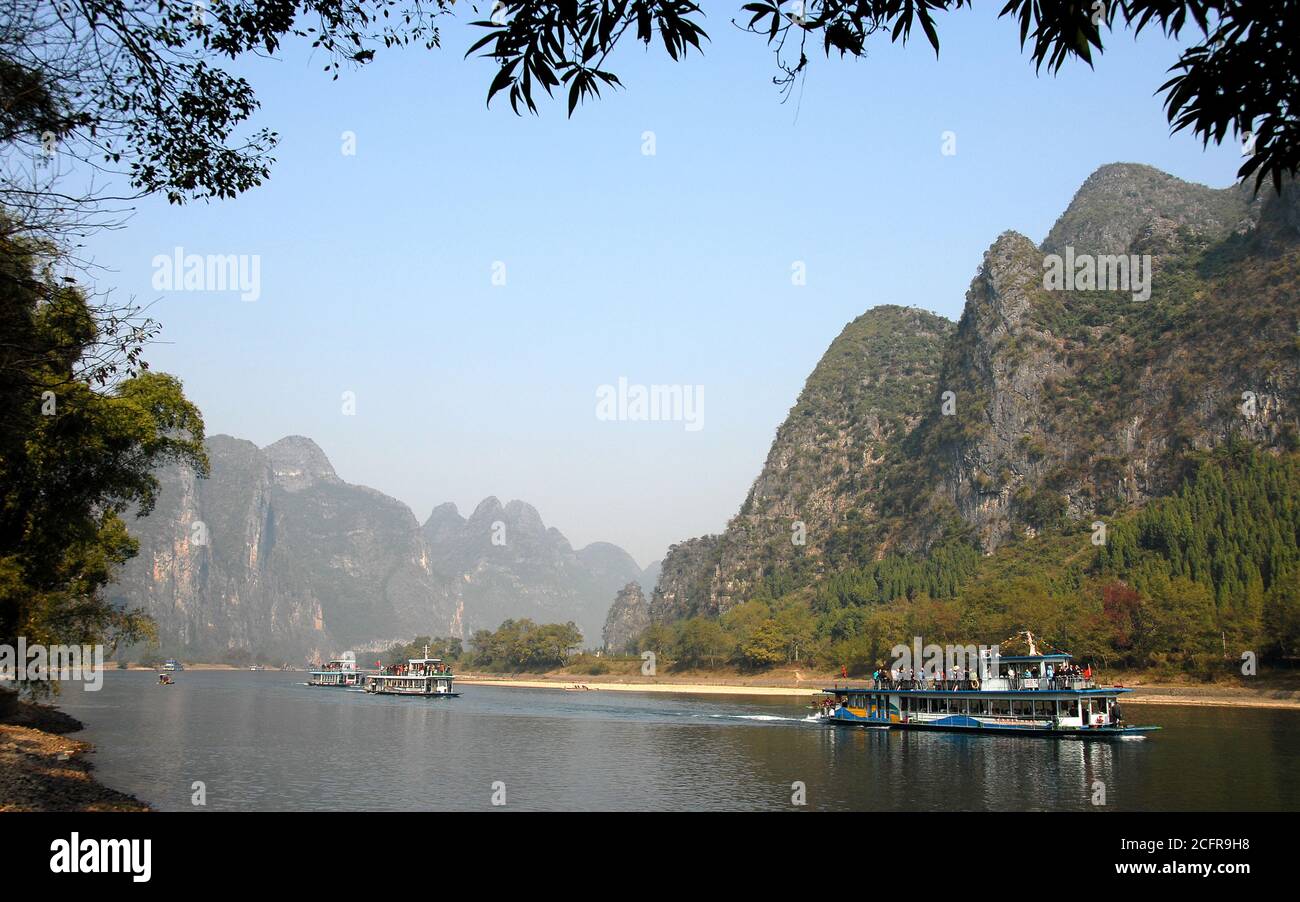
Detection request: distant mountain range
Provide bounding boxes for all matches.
[109,434,657,660]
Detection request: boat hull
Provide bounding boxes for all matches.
[823,717,1159,739]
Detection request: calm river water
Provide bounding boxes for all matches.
[55,670,1300,811]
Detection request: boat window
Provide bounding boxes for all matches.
[991,698,1011,716]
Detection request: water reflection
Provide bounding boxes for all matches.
[58,671,1300,811]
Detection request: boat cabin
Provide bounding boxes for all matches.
[307,655,365,688]
[820,632,1155,738]
[363,647,458,698]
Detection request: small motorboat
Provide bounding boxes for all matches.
[157,674,174,686]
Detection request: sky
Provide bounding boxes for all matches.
[77,6,1246,568]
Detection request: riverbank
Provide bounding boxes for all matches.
[0,694,149,812]
[456,670,1300,709]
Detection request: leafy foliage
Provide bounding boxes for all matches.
[643,448,1300,677]
[465,2,1298,191]
[466,618,584,670]
[0,228,208,685]
[0,0,449,210]
[380,634,464,666]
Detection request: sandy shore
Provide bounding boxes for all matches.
[457,674,1300,708]
[1122,690,1300,710]
[0,697,148,812]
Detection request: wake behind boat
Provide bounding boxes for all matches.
[819,632,1158,740]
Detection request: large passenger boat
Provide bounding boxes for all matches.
[820,632,1157,739]
[306,655,367,688]
[363,647,458,698]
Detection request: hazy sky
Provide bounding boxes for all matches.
[79,8,1244,567]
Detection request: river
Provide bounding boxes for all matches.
[55,670,1300,811]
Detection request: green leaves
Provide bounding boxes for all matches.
[468,1,706,116]
[0,235,208,669]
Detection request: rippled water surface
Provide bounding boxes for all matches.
[55,670,1300,811]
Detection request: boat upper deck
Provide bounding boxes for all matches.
[830,634,1118,696]
[825,683,1130,696]
[371,649,454,679]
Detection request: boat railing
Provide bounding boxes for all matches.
[866,676,1098,692]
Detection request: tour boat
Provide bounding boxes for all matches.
[160,658,184,672]
[363,647,458,698]
[819,632,1158,739]
[306,655,367,688]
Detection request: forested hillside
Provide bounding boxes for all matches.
[634,165,1300,676]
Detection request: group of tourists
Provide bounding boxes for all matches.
[380,662,450,677]
[868,660,1096,691]
[1038,661,1092,690]
[870,666,979,691]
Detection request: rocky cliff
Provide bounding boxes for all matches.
[110,436,650,659]
[648,306,954,621]
[602,582,650,653]
[646,163,1300,633]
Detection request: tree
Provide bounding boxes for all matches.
[0,229,207,688]
[2,0,1295,237]
[0,0,450,225]
[637,621,676,656]
[1263,571,1300,659]
[674,616,730,669]
[736,618,786,668]
[470,2,1299,191]
[773,602,815,663]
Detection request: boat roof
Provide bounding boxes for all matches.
[408,657,442,664]
[997,653,1072,663]
[823,686,1130,696]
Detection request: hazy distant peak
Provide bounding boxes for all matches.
[262,435,339,492]
[467,496,505,523]
[425,501,464,527]
[205,434,262,456]
[504,499,545,531]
